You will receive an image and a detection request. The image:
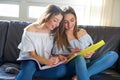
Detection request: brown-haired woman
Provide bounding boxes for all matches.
[16,4,66,80]
[53,6,118,80]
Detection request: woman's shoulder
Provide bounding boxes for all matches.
[77,28,87,37]
[24,22,39,32]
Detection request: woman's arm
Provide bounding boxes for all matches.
[29,51,50,65]
[67,47,81,59]
[29,51,57,66]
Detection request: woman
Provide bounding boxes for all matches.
[52,6,119,80]
[16,4,66,80]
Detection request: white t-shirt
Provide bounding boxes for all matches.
[17,31,54,60]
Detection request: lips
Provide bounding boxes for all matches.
[68,26,72,28]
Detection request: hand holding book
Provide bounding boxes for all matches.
[84,51,94,58]
[67,40,105,62]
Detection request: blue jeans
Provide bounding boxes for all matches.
[16,60,66,80]
[16,51,118,80]
[65,51,118,80]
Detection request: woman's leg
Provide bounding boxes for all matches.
[87,51,118,77]
[66,56,90,80]
[75,56,90,80]
[16,60,37,80]
[33,64,66,79]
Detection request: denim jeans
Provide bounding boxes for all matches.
[65,51,118,80]
[16,60,66,80]
[16,51,118,80]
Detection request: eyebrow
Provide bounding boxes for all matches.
[54,17,61,22]
[54,17,58,21]
[64,17,75,21]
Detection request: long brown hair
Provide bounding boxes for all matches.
[37,4,63,34]
[54,6,79,52]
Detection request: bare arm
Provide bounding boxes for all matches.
[29,51,51,65]
[29,51,61,66]
[67,47,81,59]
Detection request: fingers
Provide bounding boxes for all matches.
[84,51,95,58]
[58,55,67,61]
[72,48,81,53]
[50,57,60,65]
[74,47,81,51]
[84,53,92,58]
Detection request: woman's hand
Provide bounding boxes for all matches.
[49,56,60,66]
[71,47,81,54]
[84,51,94,59]
[67,47,81,59]
[58,55,67,61]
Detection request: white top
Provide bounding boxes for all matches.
[17,31,54,60]
[52,34,93,55]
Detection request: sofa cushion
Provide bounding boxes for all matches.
[91,69,120,80]
[82,26,120,58]
[0,63,19,80]
[3,21,31,63]
[116,57,120,73]
[5,66,19,74]
[0,20,9,64]
[83,26,120,69]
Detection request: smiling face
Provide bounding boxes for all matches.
[63,13,76,31]
[45,13,63,30]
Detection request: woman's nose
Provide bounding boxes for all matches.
[68,22,71,26]
[56,23,59,27]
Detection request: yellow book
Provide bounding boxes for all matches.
[67,40,105,62]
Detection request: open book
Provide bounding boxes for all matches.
[17,57,66,70]
[67,40,105,62]
[38,60,66,70]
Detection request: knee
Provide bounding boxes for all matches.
[107,51,118,58]
[21,60,36,71]
[106,51,119,61]
[16,61,36,80]
[55,65,66,78]
[74,56,85,62]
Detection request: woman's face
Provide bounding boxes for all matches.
[63,13,76,31]
[45,14,63,30]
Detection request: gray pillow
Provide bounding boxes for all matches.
[5,67,19,74]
